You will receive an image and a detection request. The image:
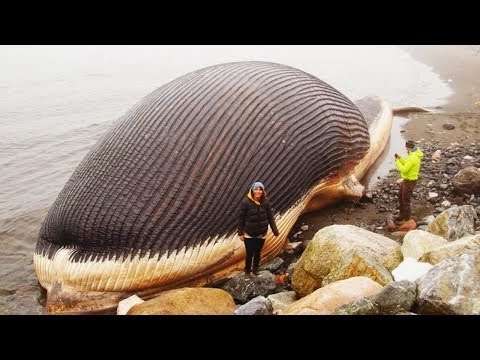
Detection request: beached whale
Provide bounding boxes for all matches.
[34,61,394,313]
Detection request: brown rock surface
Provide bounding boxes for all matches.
[127,287,235,315]
[283,276,383,315]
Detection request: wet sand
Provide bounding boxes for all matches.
[401,45,480,113]
[400,45,480,145]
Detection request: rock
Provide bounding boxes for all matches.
[416,250,480,315]
[284,241,303,251]
[452,166,480,194]
[117,295,144,315]
[274,273,289,286]
[267,291,297,314]
[391,257,433,282]
[259,257,284,272]
[235,296,273,315]
[360,191,374,203]
[283,277,383,315]
[222,271,277,303]
[401,229,448,260]
[421,215,436,225]
[127,287,235,315]
[432,150,442,161]
[291,225,402,297]
[370,280,417,314]
[428,192,439,200]
[419,234,480,265]
[398,219,417,232]
[286,262,297,276]
[426,205,477,241]
[333,298,378,315]
[333,280,417,315]
[385,220,397,232]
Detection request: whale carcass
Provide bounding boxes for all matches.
[34,61,393,313]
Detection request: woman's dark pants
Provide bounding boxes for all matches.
[244,237,266,274]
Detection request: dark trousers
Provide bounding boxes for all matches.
[244,237,266,274]
[398,179,417,220]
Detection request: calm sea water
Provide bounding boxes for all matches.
[0,45,453,314]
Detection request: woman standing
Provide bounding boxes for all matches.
[238,181,279,280]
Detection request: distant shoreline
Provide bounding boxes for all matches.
[401,45,480,113]
[394,46,480,146]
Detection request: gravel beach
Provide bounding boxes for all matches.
[290,45,480,243]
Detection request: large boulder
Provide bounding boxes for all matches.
[282,276,383,315]
[127,287,235,315]
[370,280,417,314]
[401,230,448,260]
[420,234,480,265]
[416,250,480,315]
[452,166,480,194]
[291,225,402,297]
[426,205,477,241]
[333,280,416,315]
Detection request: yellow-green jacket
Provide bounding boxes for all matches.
[395,148,423,180]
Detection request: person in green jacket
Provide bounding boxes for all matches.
[394,140,424,223]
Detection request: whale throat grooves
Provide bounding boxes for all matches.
[35,61,370,294]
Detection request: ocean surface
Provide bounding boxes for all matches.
[0,45,453,314]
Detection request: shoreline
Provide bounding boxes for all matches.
[295,46,480,250]
[401,45,480,113]
[397,46,480,147]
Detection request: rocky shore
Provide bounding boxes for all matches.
[119,115,480,315]
[206,130,480,315]
[235,112,480,314]
[5,113,477,316]
[319,135,480,236]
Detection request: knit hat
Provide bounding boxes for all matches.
[250,181,265,192]
[406,140,415,149]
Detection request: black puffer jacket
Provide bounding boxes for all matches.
[238,194,279,237]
